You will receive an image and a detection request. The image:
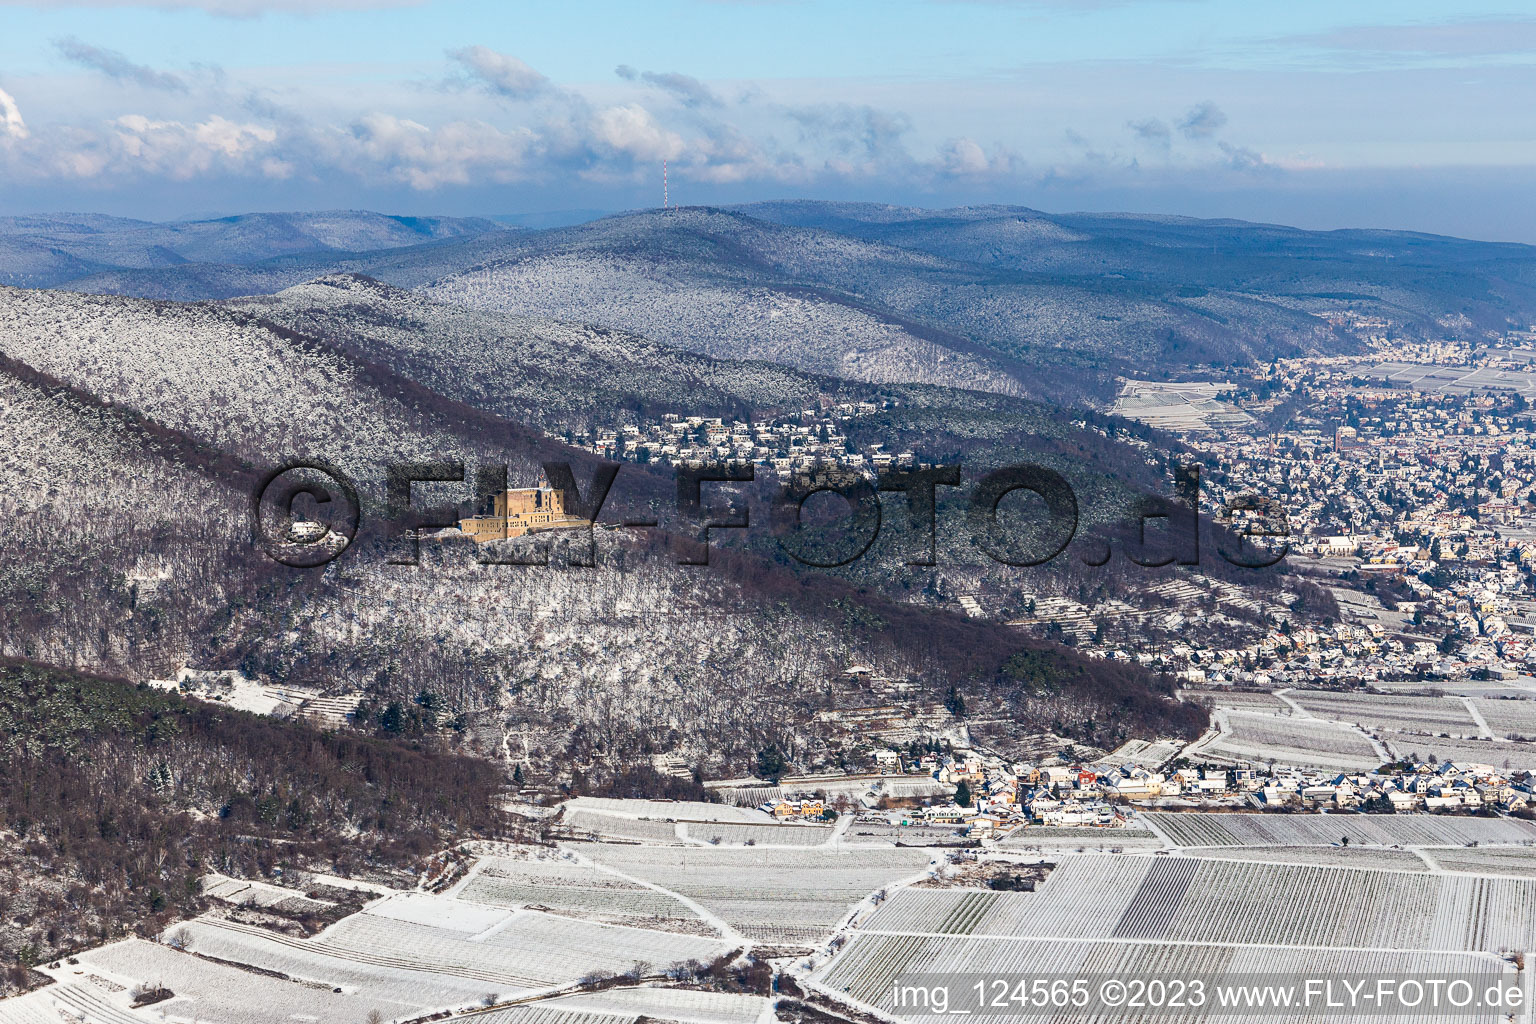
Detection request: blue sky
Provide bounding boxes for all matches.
[1,0,1534,239]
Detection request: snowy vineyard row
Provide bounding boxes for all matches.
[1146,811,1536,848]
[861,855,1536,952]
[816,932,1513,1024]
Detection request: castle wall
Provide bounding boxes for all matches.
[460,486,585,543]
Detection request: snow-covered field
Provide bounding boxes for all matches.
[0,977,149,1024]
[817,933,1512,1024]
[563,798,773,823]
[532,986,770,1024]
[1092,737,1184,769]
[16,804,1536,1024]
[563,810,687,844]
[445,1008,636,1024]
[452,854,704,926]
[1203,710,1384,771]
[1111,379,1254,431]
[857,854,1536,950]
[576,844,936,946]
[71,938,420,1024]
[1175,844,1432,871]
[1287,691,1480,735]
[85,887,735,1024]
[1380,730,1536,768]
[1471,697,1536,740]
[559,798,832,847]
[681,822,834,847]
[1146,811,1536,848]
[1427,847,1536,877]
[1179,687,1291,714]
[199,872,333,915]
[167,917,502,1010]
[813,837,1536,1022]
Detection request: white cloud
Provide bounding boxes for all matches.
[933,135,1019,177]
[342,114,536,189]
[448,46,548,100]
[0,86,28,140]
[1218,141,1275,174]
[111,113,278,178]
[0,48,1290,203]
[591,103,683,161]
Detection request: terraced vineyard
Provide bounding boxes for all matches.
[713,785,785,806]
[1146,812,1536,848]
[886,889,1002,934]
[200,872,334,915]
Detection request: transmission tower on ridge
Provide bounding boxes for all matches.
[663,159,669,209]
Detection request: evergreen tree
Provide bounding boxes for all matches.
[944,686,966,719]
[756,745,787,781]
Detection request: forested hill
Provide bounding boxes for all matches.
[22,203,1536,403]
[0,658,512,994]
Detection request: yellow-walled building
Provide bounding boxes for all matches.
[458,485,590,542]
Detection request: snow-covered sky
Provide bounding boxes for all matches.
[2,0,1536,239]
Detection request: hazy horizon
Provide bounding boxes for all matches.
[5,1,1536,240]
[12,192,1536,250]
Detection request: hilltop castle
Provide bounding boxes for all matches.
[458,483,590,543]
